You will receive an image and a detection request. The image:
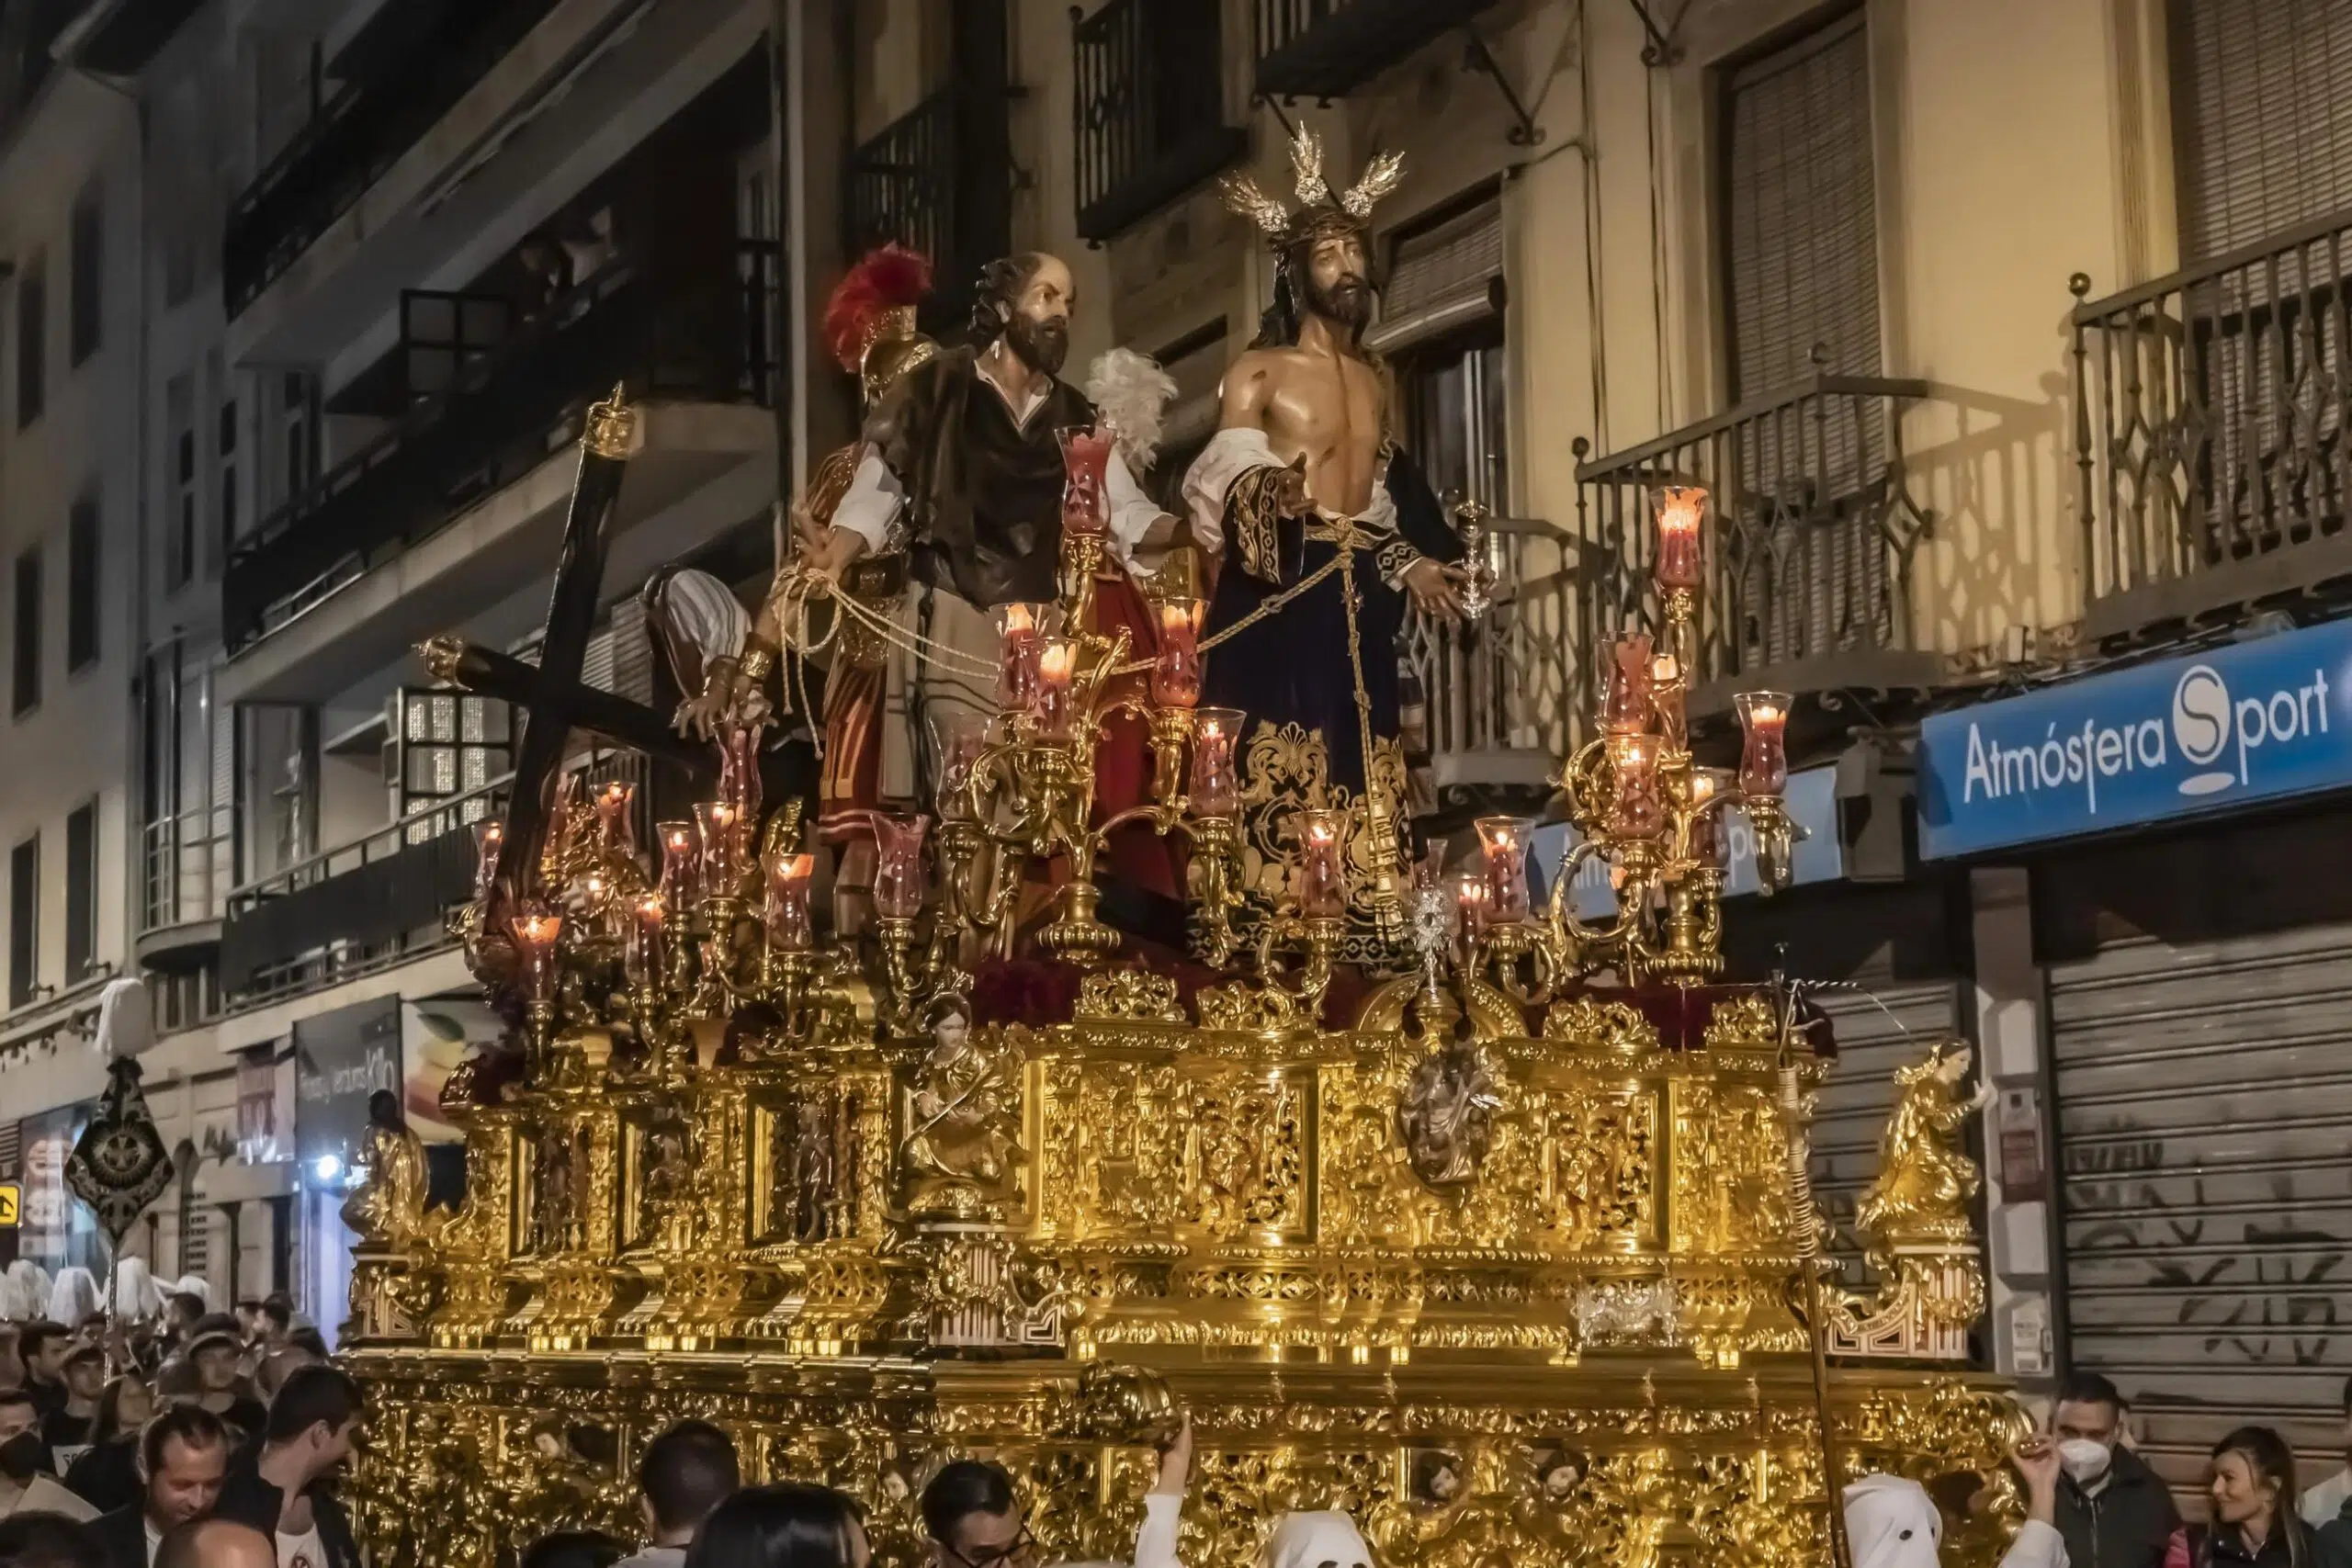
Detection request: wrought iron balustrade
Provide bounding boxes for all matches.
[222,0,564,315]
[222,243,779,655]
[1254,0,1504,100]
[1072,0,1248,243]
[220,774,510,1007]
[1574,374,1938,719]
[1401,514,1575,807]
[846,85,1013,335]
[2071,210,2352,641]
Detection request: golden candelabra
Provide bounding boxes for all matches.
[370,441,2018,1568]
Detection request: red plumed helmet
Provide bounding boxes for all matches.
[823,244,933,374]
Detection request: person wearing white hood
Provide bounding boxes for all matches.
[46,1268,101,1328]
[1845,1438,2069,1568]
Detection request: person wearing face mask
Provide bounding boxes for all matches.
[211,1366,363,1568]
[2052,1372,2179,1568]
[2300,1379,2352,1529]
[0,1389,94,1521]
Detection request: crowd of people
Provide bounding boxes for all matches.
[3,1285,2351,1568]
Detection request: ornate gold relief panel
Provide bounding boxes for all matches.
[1033,1058,1188,1241]
[751,1080,879,1247]
[1183,1065,1314,1241]
[1668,1077,1793,1257]
[619,1103,693,1253]
[1534,1079,1662,1253]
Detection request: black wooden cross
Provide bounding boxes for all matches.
[425,386,709,914]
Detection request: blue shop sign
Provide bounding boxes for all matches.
[1918,616,2352,859]
[1526,765,1846,919]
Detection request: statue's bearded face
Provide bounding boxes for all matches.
[1001,255,1074,375]
[1301,229,1374,330]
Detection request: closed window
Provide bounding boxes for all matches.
[1719,9,1881,397]
[64,801,94,983]
[218,396,240,557]
[70,181,102,366]
[10,835,36,1009]
[168,376,196,590]
[68,498,98,671]
[16,253,43,430]
[14,546,40,716]
[2171,0,2352,263]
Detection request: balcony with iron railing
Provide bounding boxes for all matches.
[846,0,1012,334]
[222,241,780,660]
[1071,0,1249,243]
[218,775,510,1010]
[221,0,564,317]
[2070,211,2352,643]
[1401,514,1577,812]
[1573,371,1941,727]
[1253,0,1505,101]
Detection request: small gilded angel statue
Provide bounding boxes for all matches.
[1854,1041,1995,1247]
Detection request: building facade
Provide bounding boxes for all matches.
[0,0,2342,1499]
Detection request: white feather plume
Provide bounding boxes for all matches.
[1084,348,1179,472]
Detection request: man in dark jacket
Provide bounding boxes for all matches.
[2052,1371,2180,1568]
[211,1365,362,1568]
[88,1406,228,1568]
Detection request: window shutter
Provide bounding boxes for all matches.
[1370,197,1503,356]
[2173,0,2352,264]
[1721,11,1881,397]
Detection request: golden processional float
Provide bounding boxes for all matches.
[341,393,2023,1567]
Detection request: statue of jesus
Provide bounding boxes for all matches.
[1184,132,1468,930]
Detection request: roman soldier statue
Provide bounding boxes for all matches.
[1183,130,1468,934]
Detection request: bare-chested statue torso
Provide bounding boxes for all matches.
[1218,334,1385,517]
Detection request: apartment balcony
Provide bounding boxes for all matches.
[224,0,765,367]
[223,0,565,316]
[217,778,506,1010]
[1574,374,1940,723]
[846,84,1013,336]
[1401,514,1577,811]
[136,805,233,973]
[1253,0,1505,102]
[219,245,779,705]
[1072,0,1248,243]
[2072,210,2352,643]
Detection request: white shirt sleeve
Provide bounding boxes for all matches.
[1105,446,1170,574]
[1999,1519,2068,1568]
[1182,425,1287,557]
[1130,1493,1183,1568]
[830,447,906,554]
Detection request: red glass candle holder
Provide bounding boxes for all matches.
[934,711,992,822]
[1608,734,1666,840]
[1151,598,1204,708]
[1690,769,1733,869]
[719,726,763,824]
[1058,425,1114,537]
[996,602,1063,714]
[1654,485,1706,591]
[655,820,698,902]
[471,819,505,904]
[1736,691,1792,799]
[695,801,746,898]
[872,813,929,920]
[510,906,564,1004]
[1475,816,1530,922]
[1033,636,1080,741]
[594,780,634,853]
[627,894,666,987]
[1189,708,1244,818]
[1453,871,1490,940]
[1601,632,1657,736]
[1296,809,1347,919]
[764,852,815,952]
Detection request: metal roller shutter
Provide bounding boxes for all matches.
[2172,0,2352,265]
[1810,976,1969,1289]
[1367,196,1502,358]
[2051,923,2352,1498]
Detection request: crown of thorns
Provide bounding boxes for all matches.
[1219,130,1405,250]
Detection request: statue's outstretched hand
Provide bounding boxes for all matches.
[1403,558,1471,625]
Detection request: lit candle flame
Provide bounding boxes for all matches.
[1039,642,1075,682]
